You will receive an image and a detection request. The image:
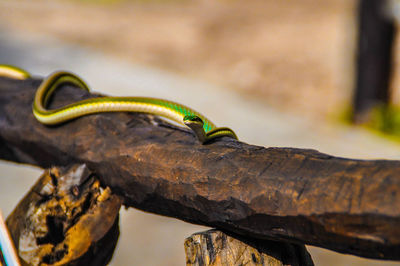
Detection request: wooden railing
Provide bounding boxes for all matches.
[0,76,399,265]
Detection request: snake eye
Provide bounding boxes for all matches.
[183,115,203,124]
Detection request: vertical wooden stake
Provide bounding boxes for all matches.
[185,229,314,266]
[353,0,395,122]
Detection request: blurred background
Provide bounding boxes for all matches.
[1,0,400,265]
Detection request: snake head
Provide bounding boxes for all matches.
[183,115,203,125]
[183,115,207,143]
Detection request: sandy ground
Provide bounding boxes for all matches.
[1,1,400,265]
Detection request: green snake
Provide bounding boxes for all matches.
[0,65,237,144]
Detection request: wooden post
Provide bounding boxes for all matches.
[353,0,395,123]
[185,230,314,266]
[5,164,122,265]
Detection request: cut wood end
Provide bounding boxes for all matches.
[6,164,122,266]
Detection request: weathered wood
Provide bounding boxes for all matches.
[6,164,121,265]
[185,229,314,266]
[0,77,400,260]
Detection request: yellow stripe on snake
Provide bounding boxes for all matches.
[0,65,237,144]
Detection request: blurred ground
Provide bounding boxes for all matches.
[1,0,400,266]
[0,0,357,121]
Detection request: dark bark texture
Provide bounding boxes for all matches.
[0,77,400,260]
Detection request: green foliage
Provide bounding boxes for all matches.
[368,105,400,136]
[341,104,400,142]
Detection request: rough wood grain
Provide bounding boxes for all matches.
[5,164,121,266]
[0,77,400,260]
[185,229,314,266]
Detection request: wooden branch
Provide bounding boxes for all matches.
[6,164,121,265]
[1,77,400,260]
[185,229,314,266]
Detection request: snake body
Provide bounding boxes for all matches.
[0,65,237,143]
[0,64,30,80]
